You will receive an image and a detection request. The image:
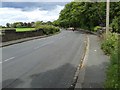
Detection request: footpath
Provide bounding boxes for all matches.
[75,34,109,88]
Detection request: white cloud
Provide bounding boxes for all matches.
[0,5,64,26]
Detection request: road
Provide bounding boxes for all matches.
[1,30,86,88]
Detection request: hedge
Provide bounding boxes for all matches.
[36,25,60,35]
[101,32,119,88]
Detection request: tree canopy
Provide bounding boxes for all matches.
[57,1,120,32]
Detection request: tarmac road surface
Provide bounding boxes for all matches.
[1,30,86,88]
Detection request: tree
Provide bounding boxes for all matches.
[31,22,35,27]
[10,22,22,28]
[46,21,52,25]
[6,23,10,28]
[57,1,120,32]
[16,23,22,28]
[53,20,59,26]
[35,21,43,29]
[27,22,31,28]
[23,22,28,27]
[110,16,120,33]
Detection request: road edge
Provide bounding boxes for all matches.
[69,34,89,89]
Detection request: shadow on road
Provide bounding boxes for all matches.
[30,63,76,88]
[69,29,97,35]
[2,78,23,88]
[2,63,76,88]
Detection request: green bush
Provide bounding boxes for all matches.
[101,32,119,88]
[101,33,118,55]
[110,16,120,33]
[105,47,119,88]
[36,25,60,35]
[105,64,119,88]
[93,26,102,32]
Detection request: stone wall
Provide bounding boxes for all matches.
[1,29,44,42]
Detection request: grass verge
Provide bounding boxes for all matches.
[101,32,120,88]
[0,28,36,32]
[16,28,35,32]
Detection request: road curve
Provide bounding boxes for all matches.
[2,30,86,88]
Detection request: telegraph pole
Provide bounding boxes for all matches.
[106,0,110,37]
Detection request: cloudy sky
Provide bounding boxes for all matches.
[0,0,72,26]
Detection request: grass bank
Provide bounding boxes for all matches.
[101,32,120,88]
[16,28,35,32]
[1,25,60,34]
[0,28,36,32]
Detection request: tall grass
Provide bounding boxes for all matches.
[16,28,35,32]
[101,32,120,88]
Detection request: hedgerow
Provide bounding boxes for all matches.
[101,32,119,88]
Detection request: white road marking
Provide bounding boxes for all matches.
[59,36,65,40]
[34,41,54,49]
[94,50,97,51]
[35,36,65,50]
[4,57,15,62]
[34,46,40,49]
[0,62,2,64]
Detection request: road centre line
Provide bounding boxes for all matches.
[34,41,54,49]
[4,57,15,62]
[34,36,65,50]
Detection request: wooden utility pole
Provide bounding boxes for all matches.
[106,0,110,37]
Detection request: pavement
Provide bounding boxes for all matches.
[75,34,109,88]
[1,30,86,88]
